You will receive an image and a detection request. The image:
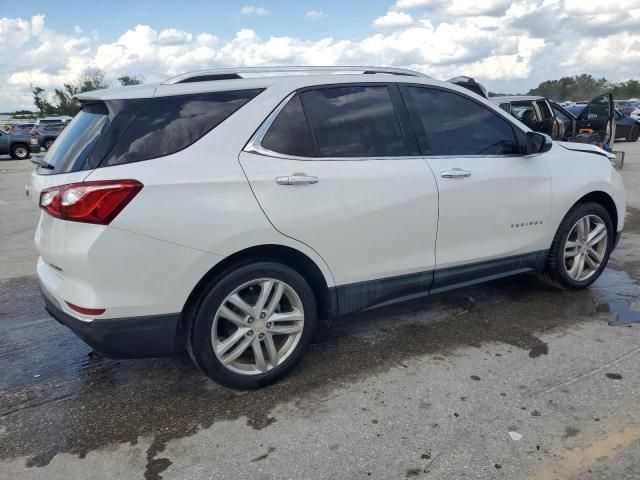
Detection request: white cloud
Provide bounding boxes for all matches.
[373,11,414,29]
[305,10,327,20]
[240,6,269,16]
[73,25,83,34]
[2,3,640,111]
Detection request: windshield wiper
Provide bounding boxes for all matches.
[30,157,55,170]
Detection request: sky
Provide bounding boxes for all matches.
[2,0,640,111]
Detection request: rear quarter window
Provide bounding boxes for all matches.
[102,89,263,167]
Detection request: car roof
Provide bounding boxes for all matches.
[74,66,465,102]
[490,95,545,102]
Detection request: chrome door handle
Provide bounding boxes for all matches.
[440,168,471,178]
[276,174,319,185]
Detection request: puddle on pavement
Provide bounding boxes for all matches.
[0,267,637,480]
[592,267,640,326]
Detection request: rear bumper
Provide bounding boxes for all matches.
[41,285,182,358]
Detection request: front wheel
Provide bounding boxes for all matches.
[628,126,640,142]
[540,202,613,289]
[187,262,317,389]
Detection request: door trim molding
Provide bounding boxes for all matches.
[331,250,547,317]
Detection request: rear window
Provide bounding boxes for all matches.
[43,103,109,174]
[102,89,263,167]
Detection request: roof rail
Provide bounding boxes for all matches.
[164,66,428,84]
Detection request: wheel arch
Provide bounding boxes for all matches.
[572,190,618,233]
[177,244,336,347]
[11,141,29,151]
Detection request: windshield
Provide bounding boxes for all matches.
[41,104,108,174]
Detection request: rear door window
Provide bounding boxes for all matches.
[300,85,407,157]
[261,95,316,157]
[402,86,519,156]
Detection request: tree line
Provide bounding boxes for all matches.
[29,68,143,117]
[490,74,640,101]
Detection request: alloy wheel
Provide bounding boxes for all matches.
[563,214,608,282]
[211,278,305,375]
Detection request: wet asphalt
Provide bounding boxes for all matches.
[1,144,640,479]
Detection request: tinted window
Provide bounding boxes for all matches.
[300,86,407,157]
[404,87,519,155]
[43,103,109,174]
[262,95,316,157]
[102,89,263,166]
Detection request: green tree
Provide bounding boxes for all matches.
[117,74,143,86]
[78,67,108,92]
[527,74,610,101]
[32,67,109,117]
[32,86,55,116]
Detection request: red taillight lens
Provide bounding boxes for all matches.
[40,180,143,225]
[65,302,105,316]
[31,131,38,136]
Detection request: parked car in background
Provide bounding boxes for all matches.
[566,105,640,142]
[34,116,72,127]
[447,76,488,99]
[492,96,564,140]
[31,123,67,150]
[0,130,40,159]
[630,107,640,122]
[615,100,637,116]
[493,94,615,147]
[10,123,36,134]
[30,66,625,389]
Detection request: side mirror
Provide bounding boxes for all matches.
[526,131,552,154]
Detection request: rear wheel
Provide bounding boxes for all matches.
[628,126,639,142]
[188,262,317,389]
[10,144,30,160]
[44,138,54,150]
[540,202,613,289]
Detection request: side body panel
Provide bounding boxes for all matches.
[425,154,552,269]
[543,144,626,240]
[239,152,439,286]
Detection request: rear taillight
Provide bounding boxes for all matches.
[31,131,38,136]
[39,180,143,225]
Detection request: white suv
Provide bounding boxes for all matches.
[30,67,626,389]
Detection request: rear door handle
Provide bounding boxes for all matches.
[276,174,319,185]
[440,168,471,179]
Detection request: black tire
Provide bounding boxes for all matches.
[10,143,30,160]
[628,126,640,142]
[539,202,613,289]
[44,138,54,150]
[187,261,317,389]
